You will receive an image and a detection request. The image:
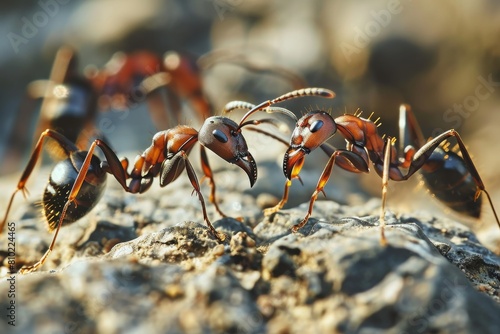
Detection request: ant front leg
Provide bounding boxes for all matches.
[159,150,225,242]
[379,137,393,246]
[264,180,294,216]
[292,149,369,232]
[263,158,304,216]
[234,118,295,217]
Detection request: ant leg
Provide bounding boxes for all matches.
[199,146,232,219]
[182,152,225,242]
[19,138,129,273]
[404,130,500,229]
[398,104,426,152]
[1,129,78,234]
[19,207,64,273]
[233,123,296,216]
[264,180,293,216]
[34,47,75,148]
[257,122,306,216]
[163,51,211,121]
[291,150,368,232]
[128,71,184,130]
[291,152,340,232]
[159,149,224,242]
[18,139,111,273]
[93,139,128,189]
[266,154,306,216]
[379,137,393,246]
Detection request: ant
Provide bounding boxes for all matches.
[237,99,500,244]
[0,87,333,273]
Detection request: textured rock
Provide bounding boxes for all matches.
[1,163,500,333]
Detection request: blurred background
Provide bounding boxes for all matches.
[1,0,500,245]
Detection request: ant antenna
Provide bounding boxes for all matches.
[236,88,335,130]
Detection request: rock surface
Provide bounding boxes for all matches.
[1,162,500,334]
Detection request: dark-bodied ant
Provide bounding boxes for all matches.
[0,88,333,273]
[231,98,500,244]
[9,47,98,162]
[3,47,213,176]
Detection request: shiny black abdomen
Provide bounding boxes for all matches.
[420,147,481,218]
[42,151,107,231]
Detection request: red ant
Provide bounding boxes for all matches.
[87,49,212,126]
[3,47,212,176]
[235,99,500,244]
[0,87,333,273]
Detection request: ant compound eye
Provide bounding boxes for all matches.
[212,129,228,143]
[309,120,324,133]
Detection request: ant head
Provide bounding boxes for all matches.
[291,111,337,148]
[199,116,257,187]
[284,111,337,179]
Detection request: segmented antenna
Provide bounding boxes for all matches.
[237,88,335,129]
[223,101,298,123]
[223,101,256,114]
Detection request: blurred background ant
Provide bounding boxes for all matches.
[1,46,213,174]
[1,87,331,273]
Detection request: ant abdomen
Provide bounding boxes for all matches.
[419,147,481,218]
[43,152,106,231]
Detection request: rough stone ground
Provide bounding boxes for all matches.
[1,157,500,334]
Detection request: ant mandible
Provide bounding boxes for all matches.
[0,87,334,273]
[243,100,500,244]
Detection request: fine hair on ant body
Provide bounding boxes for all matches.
[1,87,334,273]
[234,96,500,244]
